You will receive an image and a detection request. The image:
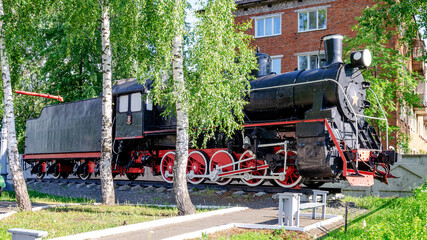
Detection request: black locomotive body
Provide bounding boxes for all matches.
[24,34,399,188]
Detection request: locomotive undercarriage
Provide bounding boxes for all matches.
[29,159,95,180]
[25,117,397,189]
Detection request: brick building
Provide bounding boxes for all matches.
[234,0,427,153]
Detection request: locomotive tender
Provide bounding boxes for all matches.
[24,34,399,188]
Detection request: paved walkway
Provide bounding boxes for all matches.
[92,207,342,240]
[98,208,278,240]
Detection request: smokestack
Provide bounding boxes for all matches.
[251,52,272,78]
[322,34,343,66]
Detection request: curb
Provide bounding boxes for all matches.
[117,203,225,209]
[0,203,83,221]
[0,211,16,221]
[49,207,248,240]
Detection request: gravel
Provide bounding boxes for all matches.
[26,179,368,220]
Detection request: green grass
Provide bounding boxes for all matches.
[323,181,427,239]
[211,231,283,240]
[201,228,308,240]
[0,204,178,239]
[0,190,93,204]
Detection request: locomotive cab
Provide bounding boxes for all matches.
[113,79,155,139]
[113,78,178,138]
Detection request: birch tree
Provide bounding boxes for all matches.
[99,0,115,206]
[171,0,194,215]
[138,0,256,215]
[0,0,32,211]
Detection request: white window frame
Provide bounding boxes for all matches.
[118,95,129,113]
[130,92,142,112]
[118,92,142,113]
[145,90,153,111]
[295,51,325,70]
[252,13,283,38]
[295,6,329,33]
[271,55,283,74]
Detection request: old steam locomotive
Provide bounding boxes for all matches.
[24,34,399,188]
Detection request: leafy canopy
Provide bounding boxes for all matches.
[0,0,256,151]
[0,0,147,151]
[137,0,257,146]
[345,0,427,151]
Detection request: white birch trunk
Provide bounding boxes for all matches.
[0,0,32,211]
[172,0,195,214]
[100,0,115,205]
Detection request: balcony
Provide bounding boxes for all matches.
[416,107,427,116]
[414,80,427,117]
[412,39,426,74]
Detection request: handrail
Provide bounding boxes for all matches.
[367,88,389,149]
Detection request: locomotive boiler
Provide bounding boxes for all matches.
[23,34,399,188]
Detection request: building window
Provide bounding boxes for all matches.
[254,14,282,38]
[297,52,325,70]
[297,7,327,32]
[271,55,283,74]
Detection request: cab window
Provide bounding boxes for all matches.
[118,95,128,113]
[130,93,142,112]
[118,93,142,113]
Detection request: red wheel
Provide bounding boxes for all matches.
[272,150,302,188]
[160,151,175,184]
[239,150,267,186]
[187,151,208,185]
[209,150,235,185]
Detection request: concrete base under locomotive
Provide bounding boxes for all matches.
[23,34,399,188]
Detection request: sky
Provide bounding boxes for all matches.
[186,0,201,26]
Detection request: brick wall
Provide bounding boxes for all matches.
[235,0,376,72]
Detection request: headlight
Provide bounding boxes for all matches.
[350,49,372,68]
